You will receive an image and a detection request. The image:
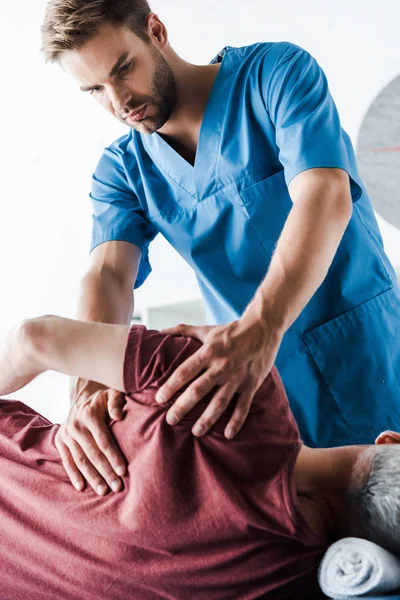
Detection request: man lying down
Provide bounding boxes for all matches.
[0,315,399,600]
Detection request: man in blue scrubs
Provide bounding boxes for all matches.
[41,0,400,496]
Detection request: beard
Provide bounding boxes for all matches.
[125,47,177,134]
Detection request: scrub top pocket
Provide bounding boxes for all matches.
[302,286,400,444]
[238,170,293,256]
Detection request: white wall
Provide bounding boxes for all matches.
[0,0,399,422]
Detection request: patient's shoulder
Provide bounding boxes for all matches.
[123,326,201,395]
[294,446,335,544]
[297,494,335,545]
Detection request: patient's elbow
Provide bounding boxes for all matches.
[17,315,55,370]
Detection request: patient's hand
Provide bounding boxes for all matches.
[55,379,127,495]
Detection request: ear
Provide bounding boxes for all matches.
[148,13,168,47]
[375,430,400,445]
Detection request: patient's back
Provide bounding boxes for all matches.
[0,326,328,599]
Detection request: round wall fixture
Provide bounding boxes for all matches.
[356,76,400,229]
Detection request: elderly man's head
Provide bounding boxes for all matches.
[347,432,400,554]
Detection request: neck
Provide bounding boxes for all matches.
[158,48,221,155]
[295,444,367,541]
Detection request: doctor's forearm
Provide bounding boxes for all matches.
[242,189,353,335]
[76,270,134,326]
[70,270,134,396]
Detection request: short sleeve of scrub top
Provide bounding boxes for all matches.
[262,44,363,202]
[89,144,159,289]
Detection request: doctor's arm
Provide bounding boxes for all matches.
[55,240,140,494]
[247,167,353,336]
[156,166,352,438]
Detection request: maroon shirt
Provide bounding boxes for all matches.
[0,326,328,599]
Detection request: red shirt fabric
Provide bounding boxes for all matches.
[0,326,329,599]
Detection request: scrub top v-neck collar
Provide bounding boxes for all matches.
[141,47,234,201]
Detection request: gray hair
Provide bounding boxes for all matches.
[348,445,400,554]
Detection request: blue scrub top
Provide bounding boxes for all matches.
[89,42,400,448]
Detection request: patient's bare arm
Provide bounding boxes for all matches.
[0,320,45,397]
[0,315,130,397]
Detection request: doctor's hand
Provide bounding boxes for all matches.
[156,318,283,439]
[55,378,127,495]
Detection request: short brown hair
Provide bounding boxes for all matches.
[41,0,152,63]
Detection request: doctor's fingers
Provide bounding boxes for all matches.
[191,383,238,437]
[56,426,123,495]
[156,348,207,404]
[224,387,256,439]
[161,324,212,342]
[165,371,221,426]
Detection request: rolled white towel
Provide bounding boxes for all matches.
[318,537,400,599]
